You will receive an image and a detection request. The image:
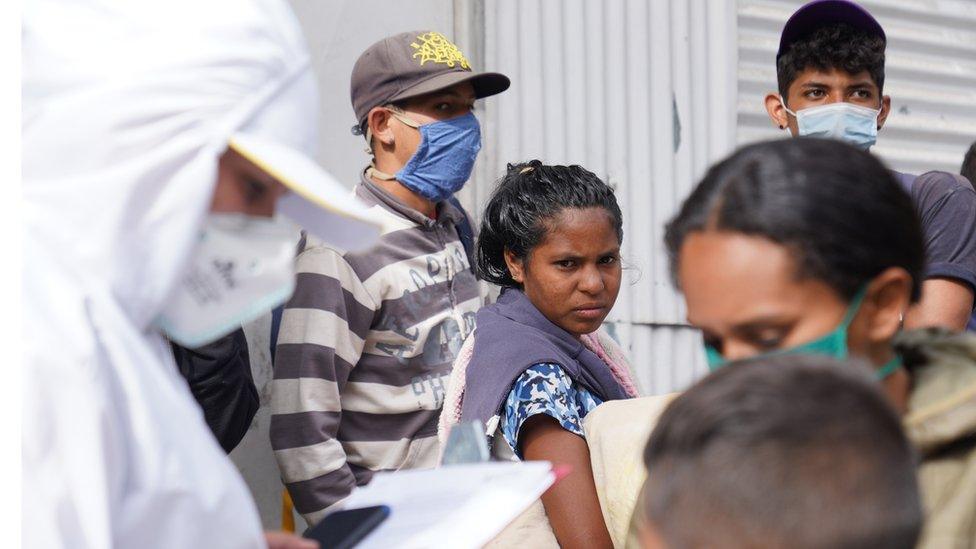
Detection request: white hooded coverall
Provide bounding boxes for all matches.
[22,0,321,546]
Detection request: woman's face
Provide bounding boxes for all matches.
[678,231,877,362]
[506,207,622,338]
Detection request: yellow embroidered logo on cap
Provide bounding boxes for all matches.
[410,32,470,69]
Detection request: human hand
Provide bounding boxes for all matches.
[264,530,319,549]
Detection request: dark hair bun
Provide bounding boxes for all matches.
[476,161,623,288]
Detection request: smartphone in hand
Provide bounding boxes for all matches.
[303,505,390,549]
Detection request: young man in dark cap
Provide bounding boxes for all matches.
[764,0,976,331]
[270,30,510,525]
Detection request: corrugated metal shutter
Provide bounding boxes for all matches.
[462,0,740,394]
[738,0,976,174]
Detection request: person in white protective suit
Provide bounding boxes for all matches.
[22,0,383,547]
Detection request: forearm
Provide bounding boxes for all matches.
[271,306,357,520]
[521,416,613,549]
[903,278,974,332]
[270,404,357,524]
[271,312,360,520]
[270,245,376,523]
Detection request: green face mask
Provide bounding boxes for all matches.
[704,287,901,380]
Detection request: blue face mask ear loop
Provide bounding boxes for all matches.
[780,95,797,127]
[389,109,422,130]
[364,105,421,176]
[365,107,425,181]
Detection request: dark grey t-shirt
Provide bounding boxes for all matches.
[894,170,976,299]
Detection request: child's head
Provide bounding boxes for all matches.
[477,160,623,336]
[640,355,922,549]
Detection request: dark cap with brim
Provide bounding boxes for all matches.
[351,30,510,130]
[778,0,886,61]
[388,70,510,106]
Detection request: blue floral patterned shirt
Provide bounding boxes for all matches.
[501,363,603,458]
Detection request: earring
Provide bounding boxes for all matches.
[779,124,785,130]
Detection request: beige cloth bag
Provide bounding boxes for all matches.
[583,395,677,548]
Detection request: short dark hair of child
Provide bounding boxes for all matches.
[476,160,623,287]
[961,141,976,192]
[641,355,922,549]
[777,22,885,100]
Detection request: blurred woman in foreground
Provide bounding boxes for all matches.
[586,138,976,548]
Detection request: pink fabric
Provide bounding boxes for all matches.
[581,332,640,398]
[438,333,476,451]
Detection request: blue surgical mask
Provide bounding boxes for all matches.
[704,286,902,380]
[391,111,482,202]
[782,99,881,150]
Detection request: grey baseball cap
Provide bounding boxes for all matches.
[350,30,510,132]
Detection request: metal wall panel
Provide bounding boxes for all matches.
[606,322,711,395]
[737,0,976,174]
[465,0,738,393]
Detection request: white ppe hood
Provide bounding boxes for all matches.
[22,0,328,546]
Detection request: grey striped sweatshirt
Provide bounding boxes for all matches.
[270,174,483,525]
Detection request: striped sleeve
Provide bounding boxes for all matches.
[269,243,378,525]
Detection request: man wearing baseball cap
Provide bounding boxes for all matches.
[271,30,510,525]
[764,0,976,333]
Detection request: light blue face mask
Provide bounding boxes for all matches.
[389,111,482,202]
[782,99,881,151]
[704,286,902,380]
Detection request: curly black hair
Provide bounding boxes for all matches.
[476,160,623,288]
[777,23,885,100]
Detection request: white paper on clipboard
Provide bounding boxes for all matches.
[338,461,555,549]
